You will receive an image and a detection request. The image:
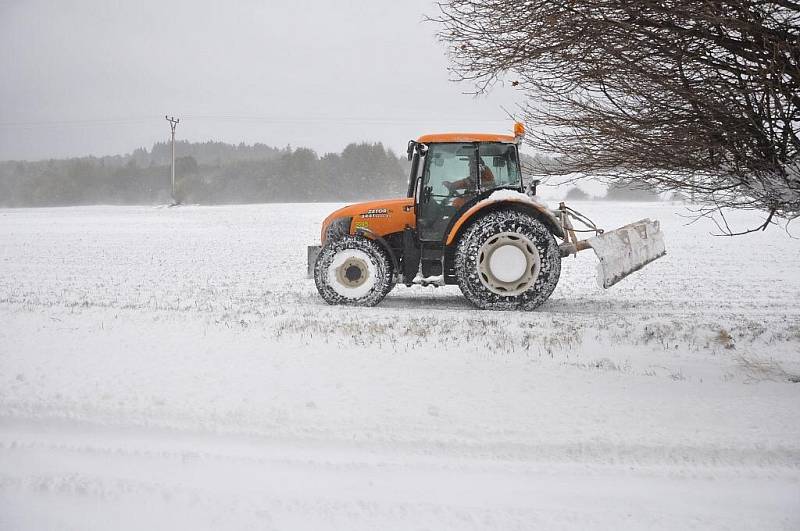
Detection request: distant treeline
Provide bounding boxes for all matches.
[565,182,663,201]
[0,140,411,207]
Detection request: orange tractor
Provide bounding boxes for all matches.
[308,123,665,309]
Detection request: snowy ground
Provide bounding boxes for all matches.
[1,201,799,530]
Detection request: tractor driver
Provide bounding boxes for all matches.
[443,156,495,209]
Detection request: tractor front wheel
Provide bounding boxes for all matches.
[314,235,394,306]
[455,210,561,310]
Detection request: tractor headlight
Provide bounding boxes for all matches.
[322,216,352,243]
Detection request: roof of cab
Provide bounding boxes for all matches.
[416,133,517,144]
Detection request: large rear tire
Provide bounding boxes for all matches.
[314,235,393,306]
[454,210,561,310]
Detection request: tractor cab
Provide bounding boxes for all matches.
[407,139,523,243]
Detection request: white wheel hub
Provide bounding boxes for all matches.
[477,232,540,296]
[327,249,376,298]
[489,244,527,282]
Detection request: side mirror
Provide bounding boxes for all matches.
[408,141,428,161]
[407,140,416,161]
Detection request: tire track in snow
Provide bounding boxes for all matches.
[1,420,799,531]
[2,417,800,470]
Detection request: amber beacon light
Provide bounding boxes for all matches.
[513,122,525,142]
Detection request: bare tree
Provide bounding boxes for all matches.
[432,0,800,233]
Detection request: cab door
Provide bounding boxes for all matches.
[416,143,476,242]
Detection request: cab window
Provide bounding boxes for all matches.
[478,143,521,189]
[423,143,475,196]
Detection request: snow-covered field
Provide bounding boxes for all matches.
[1,201,799,530]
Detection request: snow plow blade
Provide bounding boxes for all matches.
[585,219,666,288]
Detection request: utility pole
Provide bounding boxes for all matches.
[165,115,180,204]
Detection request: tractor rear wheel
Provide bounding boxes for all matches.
[454,210,561,310]
[314,235,394,306]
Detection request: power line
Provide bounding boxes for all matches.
[181,114,513,125]
[0,117,156,128]
[0,115,513,129]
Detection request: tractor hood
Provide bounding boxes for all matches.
[320,197,415,243]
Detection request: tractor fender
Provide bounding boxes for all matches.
[445,193,564,246]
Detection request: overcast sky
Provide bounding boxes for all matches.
[0,0,524,161]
